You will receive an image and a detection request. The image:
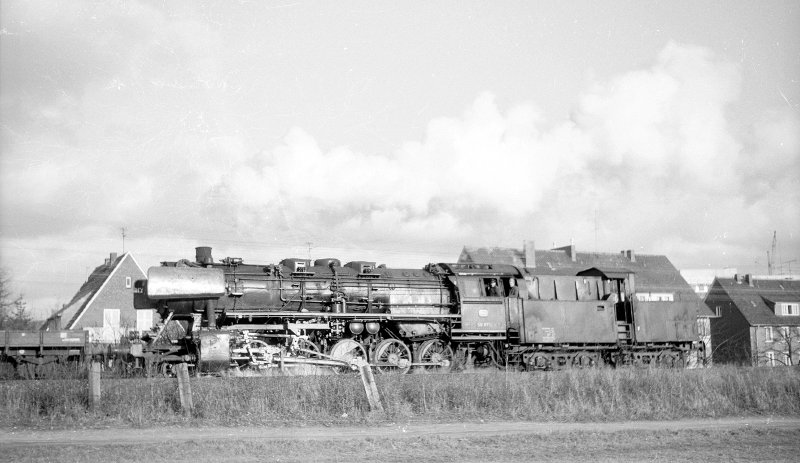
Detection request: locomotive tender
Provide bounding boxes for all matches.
[131,246,702,373]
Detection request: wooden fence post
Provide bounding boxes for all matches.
[357,359,384,412]
[176,363,194,417]
[89,361,102,411]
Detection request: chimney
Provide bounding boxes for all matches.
[196,246,214,265]
[745,274,754,286]
[555,244,576,262]
[622,249,635,262]
[523,240,536,268]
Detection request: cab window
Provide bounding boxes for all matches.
[460,279,483,298]
[483,278,504,297]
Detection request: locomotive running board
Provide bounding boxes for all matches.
[451,328,506,341]
[224,311,460,320]
[450,335,506,341]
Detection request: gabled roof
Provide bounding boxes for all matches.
[709,277,800,326]
[460,245,714,316]
[577,267,634,280]
[459,247,525,267]
[45,253,145,330]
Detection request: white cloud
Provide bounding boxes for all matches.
[2,33,799,315]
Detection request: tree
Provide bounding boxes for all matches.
[708,315,753,365]
[0,269,36,330]
[757,326,800,367]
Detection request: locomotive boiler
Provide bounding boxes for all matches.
[130,246,703,374]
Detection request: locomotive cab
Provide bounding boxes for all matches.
[439,263,524,343]
[577,268,636,344]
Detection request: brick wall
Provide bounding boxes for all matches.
[72,255,147,342]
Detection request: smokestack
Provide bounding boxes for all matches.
[196,247,214,265]
[523,240,536,268]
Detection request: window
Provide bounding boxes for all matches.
[103,309,120,329]
[635,293,674,302]
[765,326,773,342]
[783,353,791,366]
[698,321,710,336]
[483,278,504,297]
[780,303,799,316]
[136,310,154,332]
[694,284,708,293]
[125,276,132,289]
[460,279,483,298]
[767,351,775,366]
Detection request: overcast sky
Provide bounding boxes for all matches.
[1,1,798,317]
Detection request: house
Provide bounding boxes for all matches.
[459,241,716,363]
[679,268,738,300]
[42,252,151,343]
[705,274,800,366]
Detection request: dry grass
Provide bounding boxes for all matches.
[0,365,798,428]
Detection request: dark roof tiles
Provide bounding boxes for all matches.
[710,277,800,326]
[51,254,126,328]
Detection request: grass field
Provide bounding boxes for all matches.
[0,366,798,428]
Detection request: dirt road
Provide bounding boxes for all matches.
[2,417,799,462]
[1,416,798,446]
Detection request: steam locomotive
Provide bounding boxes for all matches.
[127,246,702,374]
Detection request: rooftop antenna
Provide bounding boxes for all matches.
[306,241,313,260]
[594,209,598,252]
[781,259,797,276]
[767,231,777,275]
[121,227,128,254]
